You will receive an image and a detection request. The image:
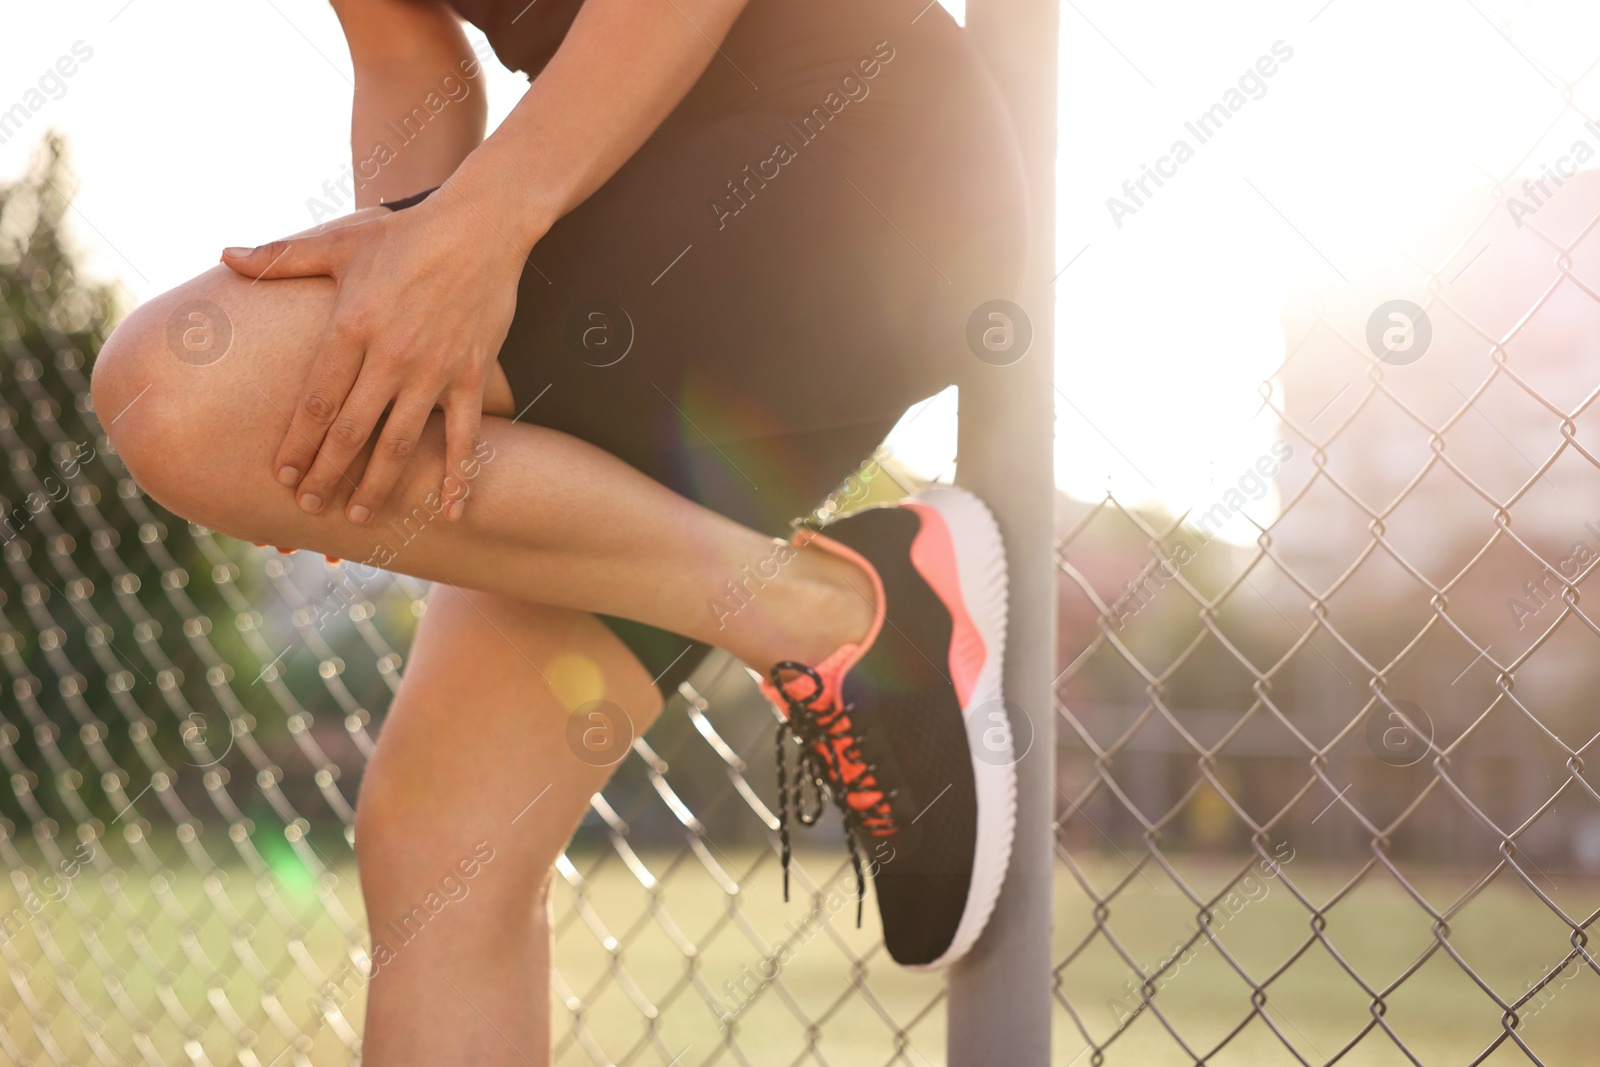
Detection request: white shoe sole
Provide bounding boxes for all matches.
[901,485,1015,971]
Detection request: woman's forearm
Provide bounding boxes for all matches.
[335,0,489,209]
[446,0,752,251]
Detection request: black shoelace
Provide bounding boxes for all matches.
[769,661,897,928]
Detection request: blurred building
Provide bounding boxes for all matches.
[1263,168,1600,867]
[1053,173,1600,871]
[1274,169,1600,589]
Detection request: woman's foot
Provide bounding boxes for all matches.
[758,485,1014,969]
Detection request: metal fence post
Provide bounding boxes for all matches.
[949,0,1058,1064]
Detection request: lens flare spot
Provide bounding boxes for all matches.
[549,651,605,711]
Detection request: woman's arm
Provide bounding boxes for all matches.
[331,0,488,207]
[220,0,751,522]
[445,0,752,251]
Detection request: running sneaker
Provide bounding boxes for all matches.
[758,485,1014,969]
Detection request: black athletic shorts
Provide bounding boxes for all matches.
[384,0,1028,697]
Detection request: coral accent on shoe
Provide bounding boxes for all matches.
[247,540,339,564]
[902,501,985,709]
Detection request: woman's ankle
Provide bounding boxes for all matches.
[765,541,877,666]
[715,532,879,674]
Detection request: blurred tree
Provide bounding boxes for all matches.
[0,133,259,832]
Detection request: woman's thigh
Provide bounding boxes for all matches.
[89,205,757,697]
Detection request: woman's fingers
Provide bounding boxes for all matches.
[291,362,396,514]
[272,313,368,494]
[345,392,439,523]
[441,388,485,521]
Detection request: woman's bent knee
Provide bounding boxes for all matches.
[90,204,415,483]
[91,265,333,532]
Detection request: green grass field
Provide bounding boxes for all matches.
[1,839,1594,1065]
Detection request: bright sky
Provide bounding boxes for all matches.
[2,0,1594,532]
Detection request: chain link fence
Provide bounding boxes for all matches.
[1049,11,1600,1057]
